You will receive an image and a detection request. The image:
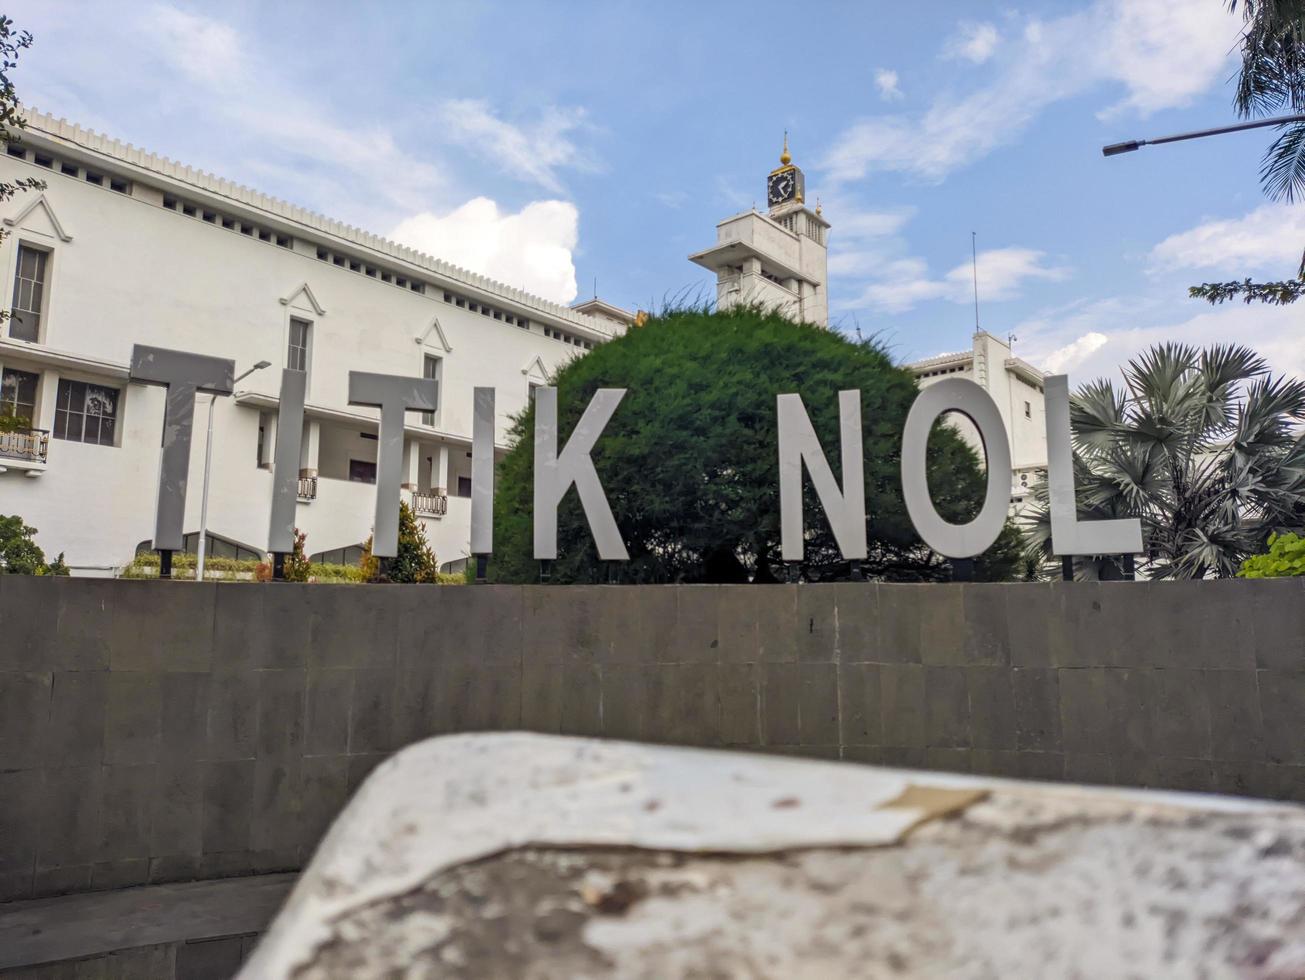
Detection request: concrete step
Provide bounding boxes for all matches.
[0,873,295,979]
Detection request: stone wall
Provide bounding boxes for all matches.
[2,576,1302,902]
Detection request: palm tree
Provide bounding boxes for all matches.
[1231,0,1305,204]
[1025,343,1305,579]
[1191,1,1305,305]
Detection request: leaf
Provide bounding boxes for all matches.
[1260,120,1305,203]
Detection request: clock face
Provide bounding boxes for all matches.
[768,170,795,206]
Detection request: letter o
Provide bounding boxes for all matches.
[900,379,1012,558]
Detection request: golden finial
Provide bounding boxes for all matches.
[815,196,822,216]
[780,130,791,166]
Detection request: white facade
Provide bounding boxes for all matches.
[0,111,625,575]
[906,331,1048,511]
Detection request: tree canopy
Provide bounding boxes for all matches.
[488,307,1023,584]
[0,514,68,575]
[1190,0,1305,305]
[1024,342,1305,579]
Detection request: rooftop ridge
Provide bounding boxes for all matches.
[907,350,971,369]
[20,107,614,337]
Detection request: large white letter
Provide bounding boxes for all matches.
[777,390,867,561]
[347,372,439,559]
[470,387,495,555]
[900,378,1011,558]
[1045,374,1142,556]
[268,368,306,555]
[129,345,235,552]
[533,386,628,560]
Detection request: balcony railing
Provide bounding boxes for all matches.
[297,476,318,500]
[0,427,49,464]
[412,490,448,517]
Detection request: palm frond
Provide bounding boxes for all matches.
[1230,0,1305,117]
[1069,380,1125,453]
[1122,342,1198,408]
[1234,373,1305,459]
[1260,120,1305,202]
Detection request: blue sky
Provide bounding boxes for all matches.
[14,0,1304,381]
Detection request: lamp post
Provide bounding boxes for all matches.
[1103,112,1305,157]
[195,360,270,582]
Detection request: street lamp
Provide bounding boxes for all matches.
[1103,112,1305,157]
[195,360,271,582]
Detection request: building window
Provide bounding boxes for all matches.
[288,318,311,373]
[53,379,119,446]
[457,475,472,498]
[256,413,267,468]
[0,367,38,426]
[11,244,48,342]
[349,459,377,484]
[1024,401,1031,419]
[421,354,441,426]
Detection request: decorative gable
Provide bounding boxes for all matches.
[416,315,453,353]
[522,354,550,382]
[3,194,73,243]
[279,281,326,316]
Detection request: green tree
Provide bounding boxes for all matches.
[488,307,1023,584]
[359,501,439,583]
[0,16,43,263]
[1024,343,1305,579]
[1190,0,1305,306]
[0,513,67,575]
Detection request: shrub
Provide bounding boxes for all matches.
[307,562,369,583]
[283,528,311,583]
[0,514,68,575]
[0,411,30,433]
[1239,531,1305,578]
[359,501,439,583]
[490,306,1020,583]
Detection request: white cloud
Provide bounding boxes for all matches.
[437,99,594,193]
[148,6,243,86]
[391,198,580,304]
[836,206,916,239]
[125,5,451,223]
[849,247,1069,314]
[1016,296,1305,383]
[19,5,593,307]
[1096,0,1242,118]
[944,22,1000,64]
[1150,205,1305,276]
[822,0,1239,184]
[1040,331,1109,373]
[874,68,902,101]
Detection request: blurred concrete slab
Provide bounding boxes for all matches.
[245,733,1305,979]
[0,873,294,976]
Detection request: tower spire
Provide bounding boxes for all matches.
[780,130,791,167]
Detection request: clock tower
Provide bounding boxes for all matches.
[766,133,805,212]
[689,134,830,326]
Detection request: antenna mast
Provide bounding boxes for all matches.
[971,231,980,332]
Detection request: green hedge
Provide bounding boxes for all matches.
[121,552,464,584]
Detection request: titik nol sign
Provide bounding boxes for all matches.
[129,344,1142,570]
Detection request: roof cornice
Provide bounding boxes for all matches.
[18,108,615,340]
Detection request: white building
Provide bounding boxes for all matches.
[0,110,631,575]
[690,137,829,327]
[906,331,1048,512]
